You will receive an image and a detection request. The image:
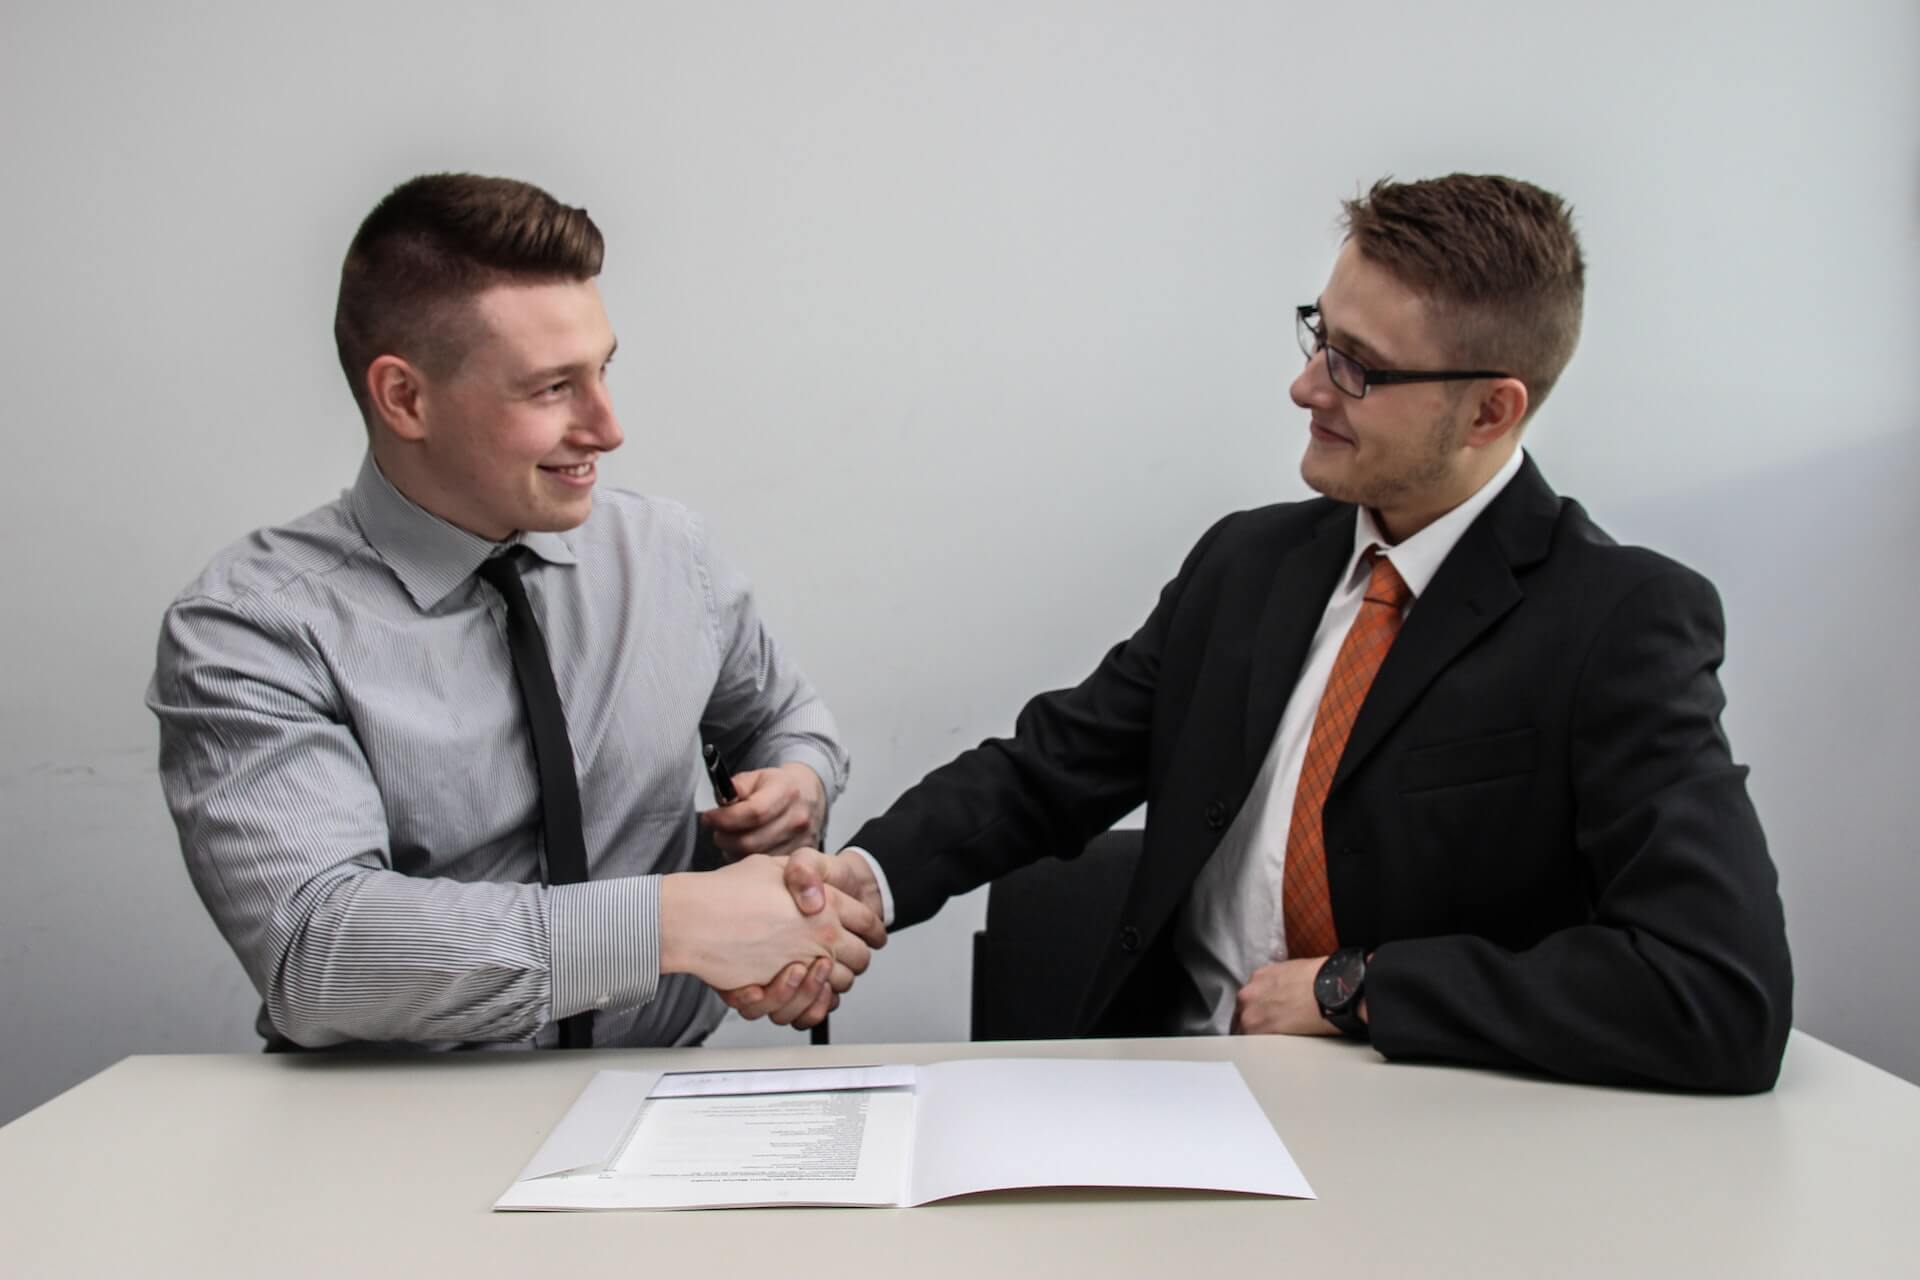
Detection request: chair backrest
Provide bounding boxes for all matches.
[970,829,1144,1041]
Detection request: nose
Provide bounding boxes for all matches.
[576,380,624,453]
[1290,349,1336,410]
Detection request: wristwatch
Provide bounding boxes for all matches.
[1315,946,1370,1037]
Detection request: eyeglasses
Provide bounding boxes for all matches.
[1296,304,1512,400]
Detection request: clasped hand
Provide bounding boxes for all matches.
[717,848,888,1029]
[662,850,887,1030]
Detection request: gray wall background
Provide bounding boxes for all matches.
[3,1,1916,1125]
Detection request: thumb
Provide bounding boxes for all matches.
[783,847,828,915]
[728,768,766,798]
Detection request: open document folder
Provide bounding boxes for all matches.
[496,1058,1314,1211]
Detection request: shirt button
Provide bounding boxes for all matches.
[1204,800,1229,829]
[1119,925,1142,952]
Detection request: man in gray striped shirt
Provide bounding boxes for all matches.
[148,174,879,1050]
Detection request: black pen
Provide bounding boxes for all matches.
[702,742,739,805]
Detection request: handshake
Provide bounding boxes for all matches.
[659,848,887,1031]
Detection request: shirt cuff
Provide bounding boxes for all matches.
[547,876,662,1021]
[773,743,846,805]
[840,847,896,928]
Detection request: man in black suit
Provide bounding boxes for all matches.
[746,174,1792,1092]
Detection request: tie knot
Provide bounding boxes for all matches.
[476,546,529,592]
[1362,547,1411,610]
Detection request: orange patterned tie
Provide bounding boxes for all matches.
[1280,547,1411,959]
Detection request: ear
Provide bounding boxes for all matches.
[365,355,431,442]
[1464,376,1529,447]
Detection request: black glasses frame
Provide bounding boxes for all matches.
[1296,304,1512,399]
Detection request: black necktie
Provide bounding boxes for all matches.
[478,548,595,1049]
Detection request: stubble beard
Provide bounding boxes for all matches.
[1305,408,1462,514]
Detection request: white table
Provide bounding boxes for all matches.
[1,1032,1912,1277]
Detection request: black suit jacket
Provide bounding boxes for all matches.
[854,457,1793,1093]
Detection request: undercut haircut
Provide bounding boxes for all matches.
[333,173,604,425]
[1342,174,1585,419]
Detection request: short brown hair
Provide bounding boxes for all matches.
[1341,174,1584,418]
[333,173,605,422]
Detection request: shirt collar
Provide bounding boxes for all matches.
[346,453,578,611]
[1346,445,1527,601]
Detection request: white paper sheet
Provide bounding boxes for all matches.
[905,1058,1313,1204]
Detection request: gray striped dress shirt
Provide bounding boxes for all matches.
[148,454,848,1050]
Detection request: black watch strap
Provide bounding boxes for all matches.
[1324,1002,1366,1037]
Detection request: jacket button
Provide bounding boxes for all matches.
[1119,925,1142,952]
[1204,800,1229,829]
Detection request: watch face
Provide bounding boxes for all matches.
[1316,949,1365,1011]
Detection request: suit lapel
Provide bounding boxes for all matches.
[1331,457,1562,791]
[1243,506,1354,773]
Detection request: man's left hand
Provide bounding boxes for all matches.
[1231,957,1350,1036]
[699,762,826,859]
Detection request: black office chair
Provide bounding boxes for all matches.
[970,829,1144,1041]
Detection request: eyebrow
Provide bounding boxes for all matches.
[1317,302,1397,367]
[522,337,619,387]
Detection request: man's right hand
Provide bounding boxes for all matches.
[723,849,887,1027]
[658,854,879,996]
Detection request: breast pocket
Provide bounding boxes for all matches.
[1397,728,1539,794]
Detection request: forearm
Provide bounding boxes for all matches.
[852,515,1239,927]
[1367,914,1791,1093]
[261,867,661,1047]
[1366,772,1793,1094]
[854,739,1071,927]
[857,684,1151,928]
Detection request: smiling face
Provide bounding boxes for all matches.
[371,279,623,540]
[1289,241,1522,542]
